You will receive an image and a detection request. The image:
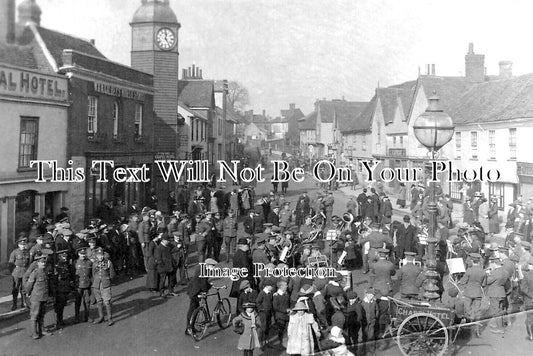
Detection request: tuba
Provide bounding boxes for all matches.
[338,212,354,232]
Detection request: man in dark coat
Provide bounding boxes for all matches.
[357,188,368,216]
[402,215,418,254]
[295,191,311,227]
[459,253,486,337]
[186,259,215,335]
[486,258,509,334]
[370,188,380,223]
[266,205,280,226]
[380,196,393,225]
[395,252,421,299]
[230,238,254,298]
[155,234,175,297]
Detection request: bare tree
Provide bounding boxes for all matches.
[227,81,249,112]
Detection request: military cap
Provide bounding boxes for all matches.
[77,247,87,255]
[45,224,55,231]
[469,253,482,260]
[180,213,189,219]
[242,302,256,309]
[59,217,69,223]
[56,249,69,256]
[34,253,47,261]
[41,248,54,255]
[263,223,273,228]
[95,247,104,255]
[204,258,218,265]
[271,226,281,233]
[283,201,290,206]
[298,284,315,296]
[378,248,389,254]
[239,280,251,290]
[237,237,249,245]
[17,237,27,244]
[347,290,358,300]
[255,234,268,244]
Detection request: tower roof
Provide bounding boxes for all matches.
[131,0,178,24]
[18,0,42,25]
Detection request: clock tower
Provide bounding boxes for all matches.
[130,0,180,153]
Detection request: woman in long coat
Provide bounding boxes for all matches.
[145,235,160,291]
[488,198,500,234]
[232,302,262,356]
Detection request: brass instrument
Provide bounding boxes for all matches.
[337,212,354,233]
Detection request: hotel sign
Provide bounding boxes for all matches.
[94,81,145,101]
[388,148,406,157]
[0,65,68,102]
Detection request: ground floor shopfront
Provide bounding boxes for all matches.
[0,181,67,264]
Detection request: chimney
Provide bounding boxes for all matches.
[192,64,196,78]
[182,69,187,79]
[427,64,431,75]
[431,64,436,76]
[0,0,16,43]
[465,43,485,82]
[199,69,203,79]
[90,39,95,46]
[289,103,295,110]
[498,60,513,79]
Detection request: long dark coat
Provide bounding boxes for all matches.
[230,248,254,298]
[145,239,159,289]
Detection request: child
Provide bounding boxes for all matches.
[321,326,355,356]
[345,291,363,346]
[272,280,290,350]
[287,301,321,356]
[361,288,378,343]
[330,295,346,330]
[237,280,258,315]
[233,302,262,356]
[256,281,274,349]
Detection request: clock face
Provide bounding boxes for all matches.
[156,28,176,50]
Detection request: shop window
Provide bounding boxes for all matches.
[88,96,98,134]
[489,182,505,210]
[400,136,404,147]
[19,117,38,169]
[134,103,143,136]
[509,128,517,160]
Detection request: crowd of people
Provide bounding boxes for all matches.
[7,177,533,355]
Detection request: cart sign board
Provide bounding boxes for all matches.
[446,258,466,275]
[395,305,454,326]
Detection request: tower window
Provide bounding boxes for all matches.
[135,103,143,136]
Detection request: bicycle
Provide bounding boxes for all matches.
[189,285,232,341]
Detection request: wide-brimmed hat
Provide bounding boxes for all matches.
[292,301,309,311]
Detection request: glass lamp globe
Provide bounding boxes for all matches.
[413,93,455,151]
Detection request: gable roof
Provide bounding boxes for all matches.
[317,99,368,123]
[18,26,105,67]
[450,73,533,124]
[414,76,474,119]
[0,43,37,69]
[335,102,368,131]
[341,97,376,133]
[178,80,214,108]
[299,111,317,130]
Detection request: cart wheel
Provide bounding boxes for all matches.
[396,312,449,356]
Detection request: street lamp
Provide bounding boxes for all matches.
[413,91,454,301]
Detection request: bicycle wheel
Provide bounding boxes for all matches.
[216,298,232,329]
[190,306,209,341]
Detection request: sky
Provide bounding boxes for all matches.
[33,0,533,116]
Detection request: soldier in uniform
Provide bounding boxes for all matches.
[485,256,509,334]
[92,247,116,326]
[53,249,75,330]
[9,237,30,310]
[459,252,486,337]
[370,248,395,338]
[395,251,422,300]
[521,256,533,341]
[29,235,44,263]
[74,247,92,323]
[24,252,52,339]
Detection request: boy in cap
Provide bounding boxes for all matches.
[74,247,92,323]
[256,279,275,349]
[345,290,363,346]
[272,280,290,349]
[25,252,51,339]
[9,237,30,310]
[92,247,116,326]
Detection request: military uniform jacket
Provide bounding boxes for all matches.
[137,220,152,244]
[460,265,486,299]
[25,267,50,302]
[54,261,75,293]
[486,267,509,298]
[279,210,292,227]
[75,258,93,289]
[397,263,422,295]
[370,259,396,296]
[29,243,43,262]
[9,248,30,278]
[92,260,115,289]
[223,216,237,237]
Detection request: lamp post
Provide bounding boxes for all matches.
[412,91,454,301]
